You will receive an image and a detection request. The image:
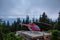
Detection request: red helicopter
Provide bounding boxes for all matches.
[20,22,52,31]
[20,23,40,31]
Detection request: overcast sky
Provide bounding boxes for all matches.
[0,0,60,20]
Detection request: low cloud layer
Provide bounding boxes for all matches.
[0,0,60,20]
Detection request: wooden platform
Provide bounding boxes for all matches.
[16,31,51,40]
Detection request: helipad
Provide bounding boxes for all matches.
[16,31,51,40]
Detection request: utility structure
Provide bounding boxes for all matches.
[16,31,51,40]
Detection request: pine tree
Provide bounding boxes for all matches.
[39,15,41,22]
[32,18,35,23]
[58,12,60,25]
[35,19,38,23]
[26,15,29,24]
[17,18,21,24]
[7,21,10,27]
[29,20,31,23]
[2,21,6,27]
[0,18,3,40]
[0,18,2,26]
[53,12,60,30]
[0,30,3,40]
[6,21,11,33]
[16,18,21,31]
[22,19,26,24]
[39,12,51,31]
[12,21,17,31]
[57,12,60,30]
[39,12,49,23]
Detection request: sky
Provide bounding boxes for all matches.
[0,0,60,20]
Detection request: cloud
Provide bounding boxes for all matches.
[0,0,60,20]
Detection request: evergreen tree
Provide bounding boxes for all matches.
[7,21,10,27]
[26,15,29,24]
[0,30,3,40]
[22,19,26,24]
[58,12,60,26]
[2,21,6,27]
[32,18,35,23]
[2,21,6,33]
[39,12,51,31]
[35,19,38,23]
[39,12,50,23]
[17,18,21,24]
[0,18,3,26]
[16,18,21,31]
[39,15,42,22]
[51,30,60,40]
[54,12,60,30]
[6,21,11,33]
[12,21,17,32]
[1,21,11,33]
[29,20,31,23]
[0,18,3,40]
